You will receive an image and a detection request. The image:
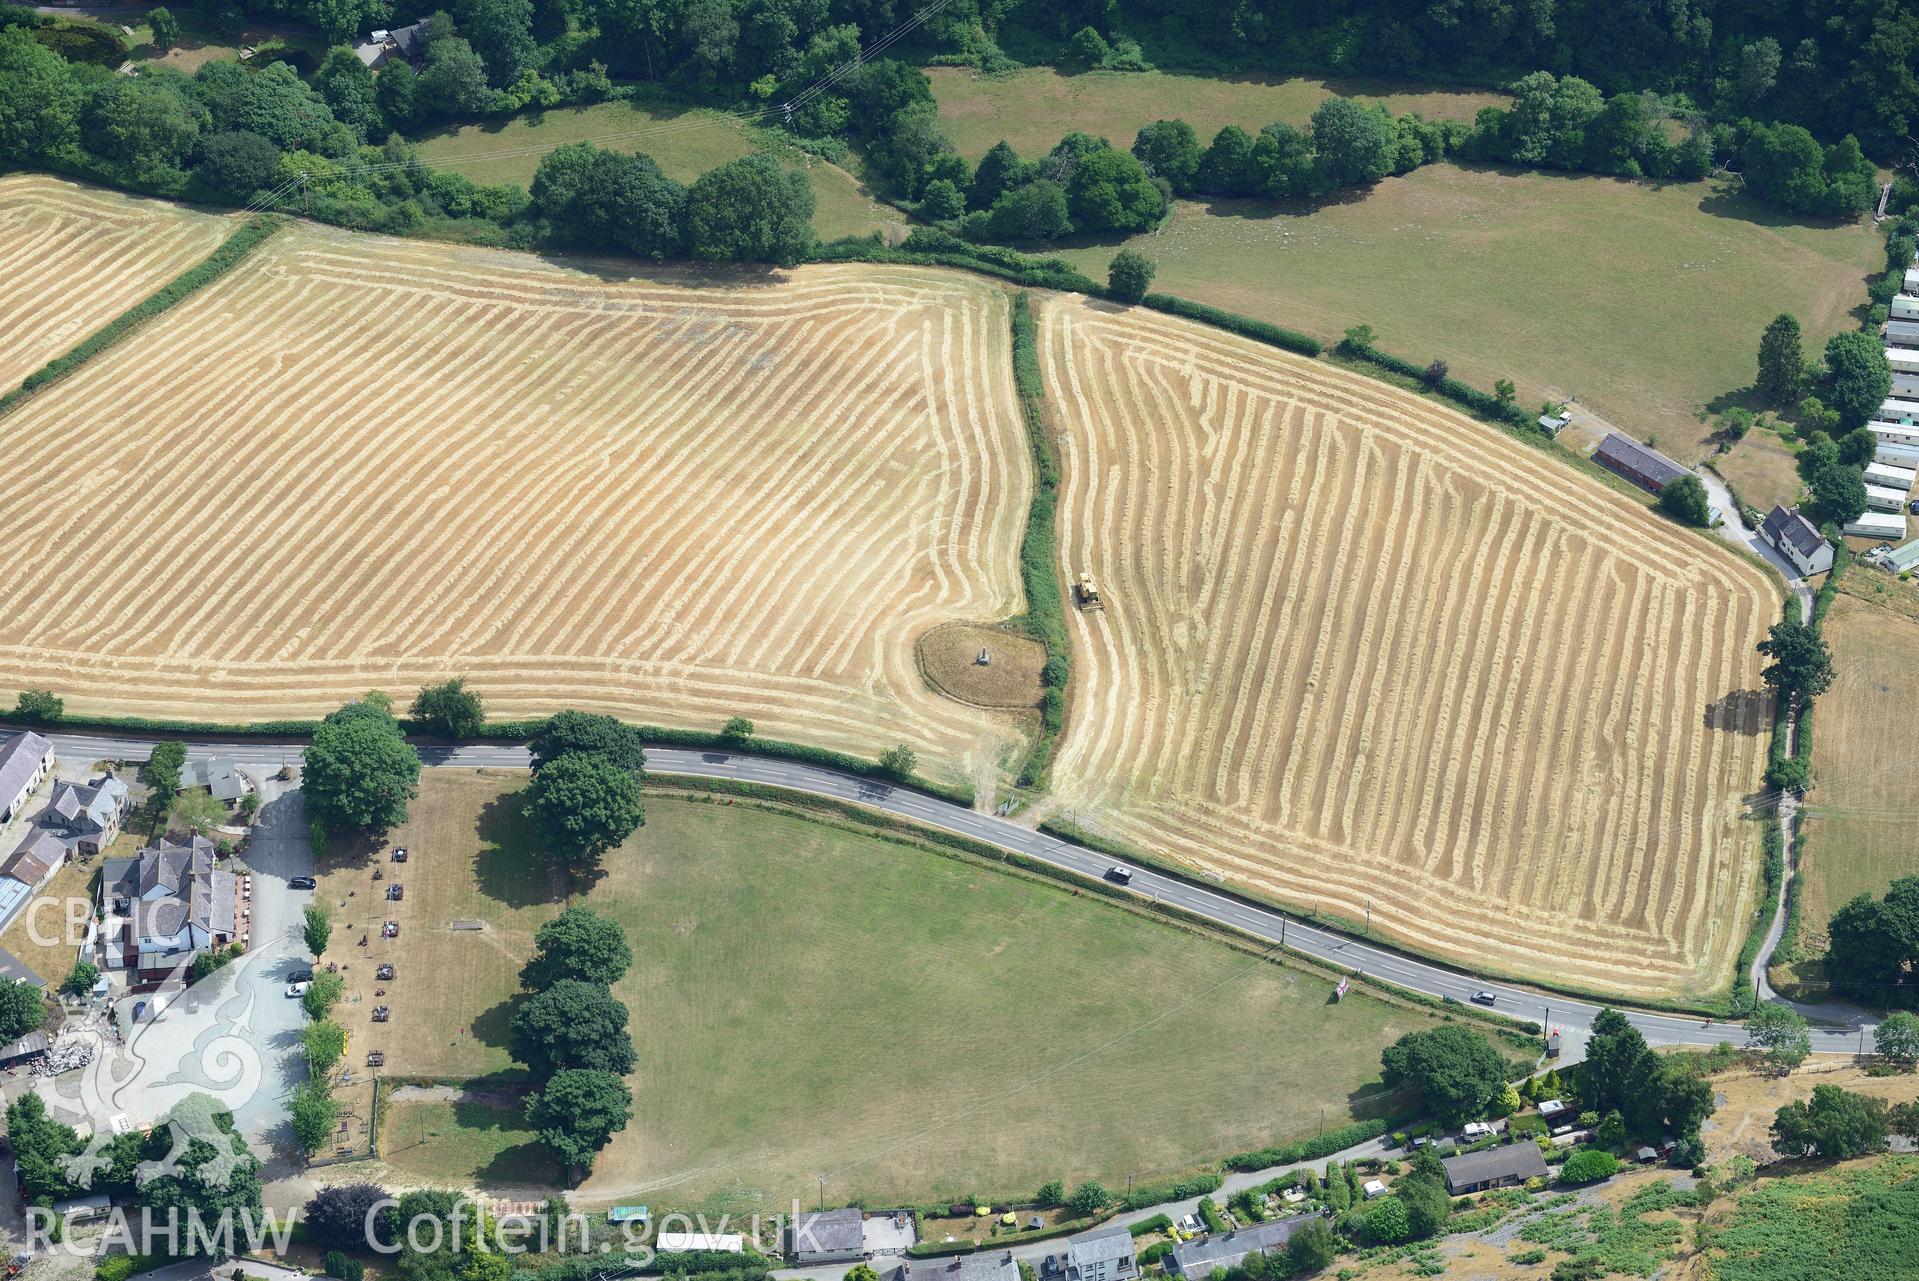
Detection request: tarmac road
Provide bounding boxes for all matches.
[45,731,1877,1059]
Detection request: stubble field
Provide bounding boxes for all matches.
[0,176,232,390]
[0,218,1032,787]
[1040,295,1781,1000]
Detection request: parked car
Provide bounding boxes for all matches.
[286,982,309,997]
[289,967,314,983]
[1105,865,1134,884]
[392,846,409,862]
[288,876,316,890]
[1470,990,1498,1006]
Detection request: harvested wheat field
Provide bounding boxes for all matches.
[0,175,232,390]
[1040,296,1781,999]
[0,220,1033,787]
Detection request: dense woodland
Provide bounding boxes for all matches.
[1,0,1916,264]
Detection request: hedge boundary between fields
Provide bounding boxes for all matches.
[1005,291,1069,789]
[0,710,974,806]
[0,214,283,418]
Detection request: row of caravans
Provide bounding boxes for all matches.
[1859,300,1919,539]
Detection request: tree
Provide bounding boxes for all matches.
[532,144,688,259]
[1132,119,1201,195]
[510,979,635,1078]
[1035,1180,1064,1205]
[683,153,814,266]
[986,180,1071,242]
[1287,1219,1335,1273]
[6,1094,78,1201]
[1824,332,1893,428]
[1494,379,1516,407]
[416,36,493,120]
[968,140,1029,211]
[325,1253,367,1281]
[520,907,633,989]
[1065,146,1166,233]
[1659,474,1713,526]
[142,741,187,806]
[1395,1173,1449,1239]
[878,744,917,780]
[844,1267,878,1281]
[303,698,421,834]
[290,1080,341,1155]
[457,0,536,84]
[303,971,344,1020]
[920,177,964,221]
[720,716,754,743]
[304,905,331,958]
[1771,1084,1888,1158]
[62,961,99,999]
[0,28,80,164]
[1107,249,1156,303]
[304,1019,347,1075]
[1065,1181,1111,1215]
[526,751,644,874]
[529,711,647,774]
[1825,879,1919,1004]
[169,788,227,838]
[306,1182,393,1250]
[149,6,181,50]
[525,1068,632,1180]
[1581,1008,1652,1117]
[1757,314,1803,405]
[1872,1011,1919,1066]
[1560,1150,1618,1184]
[1310,96,1395,189]
[138,1096,264,1237]
[11,689,62,724]
[1197,125,1257,195]
[374,64,419,132]
[1379,1025,1506,1126]
[313,47,384,142]
[1755,617,1835,705]
[1809,463,1869,526]
[1747,1003,1812,1072]
[410,677,484,739]
[1066,25,1109,66]
[0,978,45,1042]
[195,131,283,202]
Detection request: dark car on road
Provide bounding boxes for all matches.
[1105,865,1134,884]
[288,876,316,890]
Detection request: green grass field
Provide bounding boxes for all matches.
[412,99,900,241]
[1049,164,1880,443]
[928,66,1504,163]
[373,775,1448,1213]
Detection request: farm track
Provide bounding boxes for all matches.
[1040,296,1780,1000]
[0,176,233,389]
[0,219,1033,788]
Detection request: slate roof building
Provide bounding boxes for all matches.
[787,1208,866,1266]
[179,759,247,804]
[99,834,237,981]
[1759,506,1834,577]
[1165,1216,1329,1279]
[0,731,53,823]
[1441,1143,1550,1194]
[1062,1224,1136,1281]
[1592,432,1687,494]
[899,1254,1020,1281]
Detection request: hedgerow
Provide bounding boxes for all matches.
[1140,293,1322,357]
[1006,291,1070,788]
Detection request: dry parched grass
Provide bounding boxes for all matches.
[1041,295,1780,1000]
[0,175,232,390]
[0,219,1033,787]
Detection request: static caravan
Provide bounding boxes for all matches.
[1865,460,1918,490]
[1872,421,1919,449]
[1894,296,1919,322]
[1846,511,1908,540]
[1879,397,1919,424]
[1878,441,1919,468]
[1895,371,1919,398]
[1866,483,1909,512]
[1888,347,1919,375]
[1907,265,1919,294]
[1888,319,1919,347]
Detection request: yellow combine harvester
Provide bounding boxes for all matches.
[1074,572,1104,610]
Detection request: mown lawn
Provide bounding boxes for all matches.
[374,774,1445,1213]
[412,98,901,241]
[928,66,1504,163]
[1049,164,1880,443]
